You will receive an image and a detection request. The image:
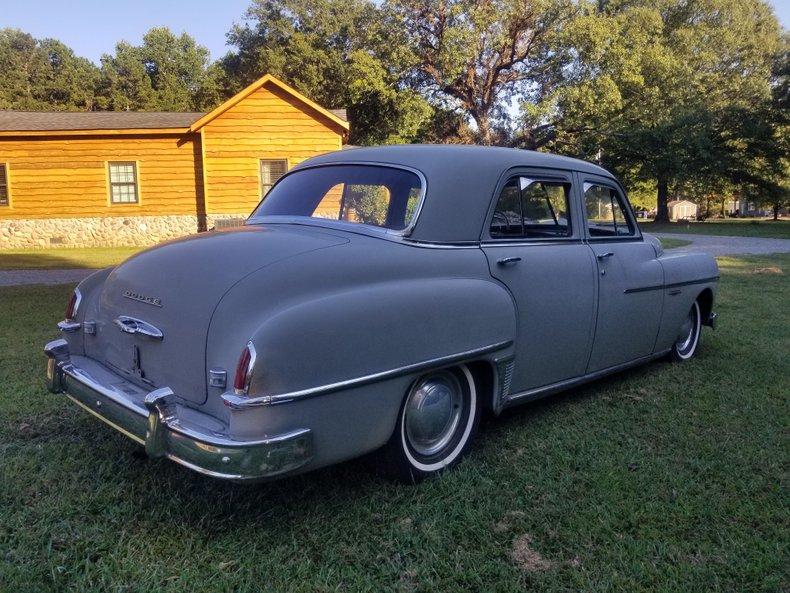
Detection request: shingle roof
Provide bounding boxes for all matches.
[0,111,203,132]
[0,107,348,133]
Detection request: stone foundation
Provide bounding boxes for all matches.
[0,214,249,249]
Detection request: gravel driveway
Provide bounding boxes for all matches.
[656,233,790,257]
[1,234,787,287]
[0,268,95,287]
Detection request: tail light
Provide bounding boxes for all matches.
[233,341,257,395]
[65,288,82,320]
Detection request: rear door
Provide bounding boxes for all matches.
[580,173,663,372]
[482,169,597,394]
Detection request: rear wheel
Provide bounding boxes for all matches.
[670,300,702,362]
[378,364,480,483]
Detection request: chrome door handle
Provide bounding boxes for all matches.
[113,316,164,340]
[596,252,615,260]
[497,256,522,266]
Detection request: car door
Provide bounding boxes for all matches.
[482,169,597,394]
[579,173,663,372]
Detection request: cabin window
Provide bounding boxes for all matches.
[0,164,8,206]
[584,183,635,237]
[108,162,139,204]
[490,177,572,239]
[260,160,288,196]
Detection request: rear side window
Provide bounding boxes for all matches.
[490,177,572,239]
[584,183,635,237]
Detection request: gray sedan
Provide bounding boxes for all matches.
[45,145,718,483]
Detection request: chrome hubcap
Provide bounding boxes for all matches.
[675,306,697,353]
[404,371,463,457]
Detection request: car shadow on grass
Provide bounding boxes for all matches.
[56,355,680,536]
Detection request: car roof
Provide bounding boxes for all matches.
[296,144,616,243]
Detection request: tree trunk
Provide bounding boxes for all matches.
[474,113,493,145]
[773,203,779,221]
[655,174,670,223]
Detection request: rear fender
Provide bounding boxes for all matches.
[655,252,719,351]
[247,277,516,402]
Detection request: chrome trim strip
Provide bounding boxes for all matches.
[623,276,720,295]
[247,161,428,238]
[503,350,671,407]
[222,340,514,409]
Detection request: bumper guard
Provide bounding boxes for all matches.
[44,339,313,481]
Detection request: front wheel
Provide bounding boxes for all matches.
[378,364,480,483]
[670,300,702,362]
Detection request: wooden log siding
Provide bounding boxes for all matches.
[202,82,343,214]
[0,74,346,229]
[0,134,203,219]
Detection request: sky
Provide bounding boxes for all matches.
[2,0,253,64]
[3,0,789,65]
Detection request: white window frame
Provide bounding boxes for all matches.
[108,161,139,205]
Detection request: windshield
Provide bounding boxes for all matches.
[248,165,423,231]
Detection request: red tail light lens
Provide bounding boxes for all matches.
[233,342,256,395]
[65,289,81,320]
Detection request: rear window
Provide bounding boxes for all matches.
[248,165,422,231]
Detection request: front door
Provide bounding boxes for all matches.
[482,170,597,393]
[580,175,663,372]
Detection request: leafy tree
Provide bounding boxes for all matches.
[531,0,783,221]
[0,29,99,111]
[221,0,437,145]
[97,27,220,111]
[385,0,578,145]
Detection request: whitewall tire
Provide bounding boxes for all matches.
[378,364,480,483]
[671,300,702,362]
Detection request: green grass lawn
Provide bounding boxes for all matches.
[1,255,788,592]
[640,218,790,239]
[0,247,143,270]
[659,237,692,250]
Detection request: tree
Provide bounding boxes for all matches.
[385,0,578,144]
[531,0,783,221]
[0,29,99,111]
[97,27,220,111]
[221,0,436,145]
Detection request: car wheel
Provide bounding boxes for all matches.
[670,300,702,362]
[378,364,480,483]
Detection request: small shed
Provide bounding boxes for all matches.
[667,200,698,221]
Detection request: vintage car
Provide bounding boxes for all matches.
[45,146,718,483]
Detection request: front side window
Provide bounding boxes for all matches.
[490,177,572,239]
[249,165,422,231]
[584,183,635,237]
[0,164,8,206]
[108,162,138,204]
[260,159,288,196]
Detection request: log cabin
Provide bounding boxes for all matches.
[0,74,349,248]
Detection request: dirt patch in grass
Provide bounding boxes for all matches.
[510,534,554,572]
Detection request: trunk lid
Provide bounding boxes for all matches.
[86,225,347,404]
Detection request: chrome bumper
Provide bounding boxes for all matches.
[44,339,313,481]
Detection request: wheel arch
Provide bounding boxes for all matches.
[696,287,714,326]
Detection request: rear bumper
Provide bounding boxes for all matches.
[44,339,313,481]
